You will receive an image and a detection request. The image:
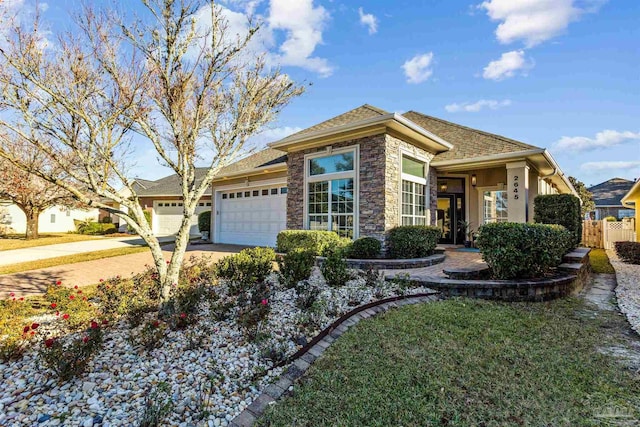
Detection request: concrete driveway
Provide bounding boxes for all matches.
[0,243,246,299]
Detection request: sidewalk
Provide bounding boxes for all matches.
[0,236,175,267]
[0,243,243,298]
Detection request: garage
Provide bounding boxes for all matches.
[153,200,211,236]
[216,185,287,247]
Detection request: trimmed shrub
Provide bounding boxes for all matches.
[320,247,350,288]
[276,230,342,256]
[349,237,381,259]
[387,226,440,259]
[100,216,113,224]
[277,248,315,289]
[198,211,211,233]
[534,194,582,248]
[604,216,618,222]
[476,222,572,279]
[614,241,640,265]
[75,220,117,235]
[214,247,275,295]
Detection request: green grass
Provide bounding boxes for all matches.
[0,233,103,251]
[589,249,615,274]
[0,246,150,275]
[260,299,640,427]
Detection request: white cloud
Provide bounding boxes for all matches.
[402,52,434,84]
[445,99,511,113]
[556,130,640,152]
[358,7,378,35]
[478,0,603,48]
[580,161,640,171]
[268,0,333,77]
[194,1,333,78]
[482,50,532,80]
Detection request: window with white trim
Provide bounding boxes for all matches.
[306,148,356,238]
[482,190,508,223]
[400,155,427,226]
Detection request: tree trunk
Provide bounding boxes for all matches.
[160,211,193,302]
[25,209,40,240]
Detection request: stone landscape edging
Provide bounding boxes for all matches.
[229,291,441,427]
[316,253,445,270]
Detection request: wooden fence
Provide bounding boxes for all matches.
[582,219,636,249]
[582,220,603,248]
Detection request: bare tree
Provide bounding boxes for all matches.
[0,0,303,301]
[0,139,79,239]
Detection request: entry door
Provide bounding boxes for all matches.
[437,195,465,244]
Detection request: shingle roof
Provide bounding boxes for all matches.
[135,149,286,196]
[402,111,540,162]
[277,104,389,143]
[588,178,634,206]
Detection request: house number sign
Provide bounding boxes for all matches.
[512,175,519,200]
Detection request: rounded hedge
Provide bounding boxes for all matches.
[476,222,572,279]
[387,226,440,259]
[198,211,211,233]
[276,230,343,256]
[349,237,381,259]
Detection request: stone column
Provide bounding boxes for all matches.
[506,161,530,223]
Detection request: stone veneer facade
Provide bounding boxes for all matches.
[286,132,438,244]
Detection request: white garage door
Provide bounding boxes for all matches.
[154,200,212,236]
[217,185,287,247]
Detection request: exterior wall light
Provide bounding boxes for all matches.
[471,174,477,187]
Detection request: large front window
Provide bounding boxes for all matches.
[401,155,427,226]
[483,190,508,223]
[306,148,356,238]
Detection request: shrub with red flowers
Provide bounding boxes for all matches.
[236,281,271,340]
[128,318,167,351]
[39,320,104,381]
[0,295,39,362]
[45,282,98,331]
[96,272,160,322]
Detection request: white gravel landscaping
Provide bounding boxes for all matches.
[608,249,640,334]
[0,268,434,427]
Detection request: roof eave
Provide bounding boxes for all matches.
[621,178,640,208]
[268,113,453,154]
[211,162,288,182]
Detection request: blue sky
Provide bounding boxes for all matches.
[11,0,640,187]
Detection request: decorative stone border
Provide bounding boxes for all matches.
[317,253,445,270]
[229,292,441,427]
[400,248,592,302]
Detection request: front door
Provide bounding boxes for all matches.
[436,177,466,244]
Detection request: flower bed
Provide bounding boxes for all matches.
[0,263,434,426]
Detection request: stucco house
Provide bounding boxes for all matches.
[0,202,99,235]
[203,105,577,247]
[587,178,635,220]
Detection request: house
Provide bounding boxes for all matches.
[587,178,635,220]
[113,174,213,236]
[0,201,99,235]
[203,104,577,247]
[621,178,640,240]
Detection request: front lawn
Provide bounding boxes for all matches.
[0,233,102,251]
[260,299,640,427]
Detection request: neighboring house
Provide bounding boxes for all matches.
[621,178,640,240]
[203,104,576,247]
[0,201,99,234]
[587,178,635,220]
[114,174,213,236]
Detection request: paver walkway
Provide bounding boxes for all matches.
[0,243,245,299]
[384,248,485,279]
[0,236,175,267]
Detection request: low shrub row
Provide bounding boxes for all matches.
[476,222,572,279]
[614,241,640,265]
[75,220,117,235]
[276,225,440,260]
